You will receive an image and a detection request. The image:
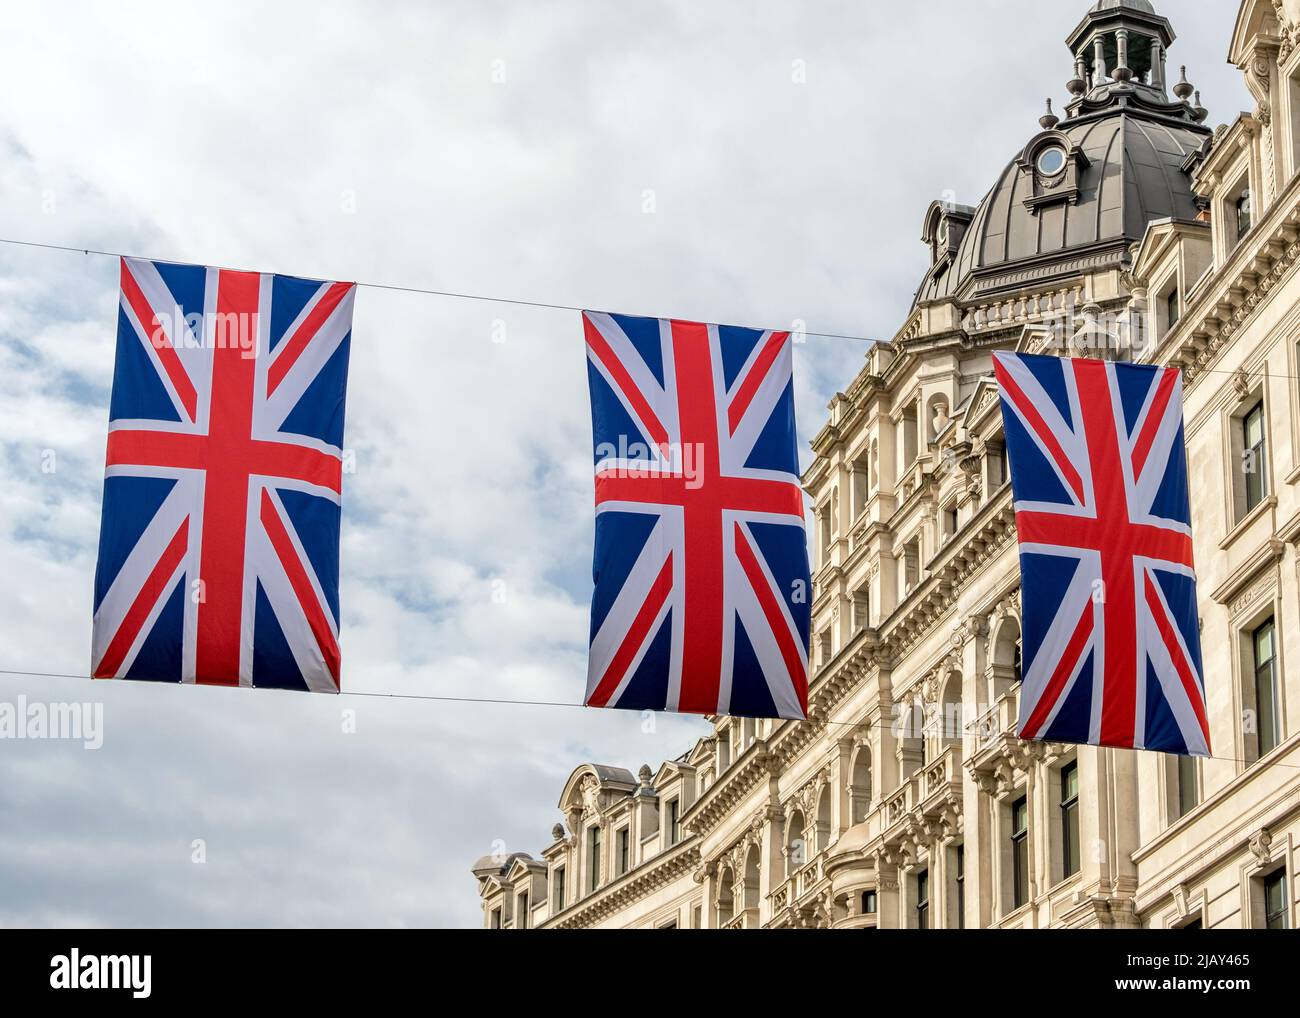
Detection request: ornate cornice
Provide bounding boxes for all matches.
[546,840,701,929]
[1158,177,1300,387]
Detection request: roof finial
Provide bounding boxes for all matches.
[1067,56,1087,97]
[1173,65,1194,101]
[1039,98,1061,130]
[1192,91,1208,123]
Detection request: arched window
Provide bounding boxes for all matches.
[815,784,834,853]
[717,867,735,926]
[991,616,1022,703]
[742,846,761,915]
[786,809,807,875]
[940,671,963,746]
[849,746,873,824]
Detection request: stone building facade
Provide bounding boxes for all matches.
[474,0,1300,930]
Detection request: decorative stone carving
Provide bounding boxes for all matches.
[1249,828,1274,866]
[579,774,601,817]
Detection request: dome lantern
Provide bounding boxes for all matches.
[1064,0,1184,113]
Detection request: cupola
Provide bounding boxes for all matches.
[1062,0,1199,121]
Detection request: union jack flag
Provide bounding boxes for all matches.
[91,257,355,692]
[993,352,1209,756]
[583,312,810,720]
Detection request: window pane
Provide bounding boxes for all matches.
[1244,404,1263,448]
[1011,796,1029,909]
[1176,754,1198,818]
[1254,618,1279,756]
[1265,871,1288,930]
[955,845,965,930]
[1061,764,1080,878]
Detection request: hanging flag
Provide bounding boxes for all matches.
[993,351,1208,756]
[91,257,355,692]
[582,311,810,720]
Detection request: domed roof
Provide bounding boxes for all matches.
[1091,0,1154,12]
[914,111,1208,307]
[1086,0,1159,12]
[471,851,532,876]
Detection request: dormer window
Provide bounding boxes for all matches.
[1235,189,1253,239]
[1018,131,1088,211]
[1036,146,1067,177]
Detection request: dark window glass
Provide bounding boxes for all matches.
[1242,402,1267,513]
[916,868,930,930]
[1061,762,1080,878]
[955,845,965,930]
[1176,754,1198,819]
[617,827,629,876]
[1264,870,1288,930]
[517,893,529,929]
[553,867,566,912]
[862,890,877,915]
[1166,288,1180,331]
[1013,642,1023,685]
[1254,618,1279,757]
[668,799,681,845]
[1011,796,1029,909]
[1236,189,1253,239]
[588,826,602,892]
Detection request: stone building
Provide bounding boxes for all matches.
[473,0,1300,929]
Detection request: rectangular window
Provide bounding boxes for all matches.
[552,866,566,912]
[490,907,502,929]
[1242,401,1267,514]
[862,889,878,915]
[916,868,930,930]
[1236,188,1253,241]
[955,844,965,930]
[668,798,681,846]
[902,538,920,595]
[517,892,529,929]
[1253,618,1279,757]
[852,589,870,632]
[902,404,919,466]
[1011,796,1029,910]
[1264,870,1288,930]
[1165,287,1180,332]
[1176,754,1198,819]
[692,903,702,929]
[1060,762,1080,878]
[818,630,833,669]
[617,827,630,876]
[587,826,602,893]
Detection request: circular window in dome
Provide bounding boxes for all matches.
[1036,146,1067,176]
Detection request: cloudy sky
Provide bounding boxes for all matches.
[0,0,1250,927]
